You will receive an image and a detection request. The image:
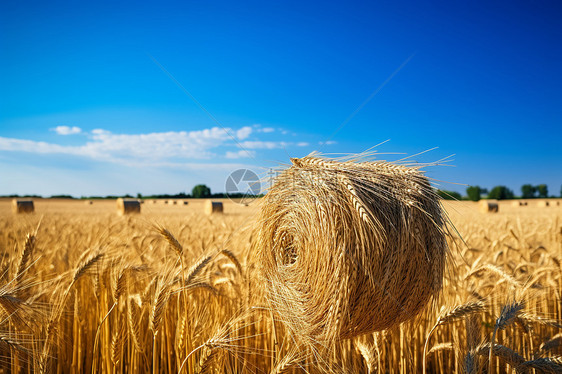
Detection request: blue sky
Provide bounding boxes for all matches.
[1,0,561,197]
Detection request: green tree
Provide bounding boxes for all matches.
[537,184,548,198]
[437,190,462,200]
[521,184,536,199]
[487,186,514,200]
[466,186,482,201]
[192,184,211,198]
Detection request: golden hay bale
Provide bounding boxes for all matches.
[84,200,93,205]
[479,200,499,213]
[182,201,189,205]
[537,200,550,208]
[172,200,177,205]
[253,154,449,345]
[12,199,34,214]
[204,200,223,215]
[116,198,141,215]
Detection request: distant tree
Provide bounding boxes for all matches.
[437,190,462,200]
[521,184,537,199]
[192,184,211,198]
[466,186,482,201]
[137,193,143,199]
[537,184,548,198]
[487,186,514,200]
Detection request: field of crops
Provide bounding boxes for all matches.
[0,197,561,373]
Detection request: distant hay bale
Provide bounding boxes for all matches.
[172,200,177,205]
[182,201,189,205]
[164,200,169,205]
[84,200,93,205]
[151,200,157,204]
[511,201,526,207]
[12,199,34,214]
[204,201,223,215]
[253,154,449,345]
[479,200,499,213]
[116,198,141,215]
[537,200,550,208]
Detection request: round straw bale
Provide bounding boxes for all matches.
[537,200,550,208]
[204,200,223,214]
[479,200,499,213]
[253,154,449,344]
[183,201,189,205]
[84,200,93,205]
[12,199,34,214]
[172,200,177,205]
[116,198,141,215]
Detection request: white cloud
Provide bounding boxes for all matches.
[0,125,312,170]
[318,140,337,145]
[0,126,258,165]
[225,150,255,159]
[240,140,288,149]
[52,126,81,135]
[236,126,253,140]
[258,127,275,133]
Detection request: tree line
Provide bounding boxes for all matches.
[0,184,262,200]
[438,184,561,201]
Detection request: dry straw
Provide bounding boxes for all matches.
[116,198,141,215]
[12,199,34,214]
[205,201,223,215]
[479,200,499,213]
[253,152,450,345]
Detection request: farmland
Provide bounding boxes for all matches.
[0,197,561,373]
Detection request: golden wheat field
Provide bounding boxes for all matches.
[0,196,561,373]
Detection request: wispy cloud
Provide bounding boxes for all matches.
[236,126,253,140]
[225,150,256,159]
[0,126,307,167]
[240,140,287,149]
[52,125,82,135]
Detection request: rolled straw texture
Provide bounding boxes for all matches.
[254,154,449,344]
